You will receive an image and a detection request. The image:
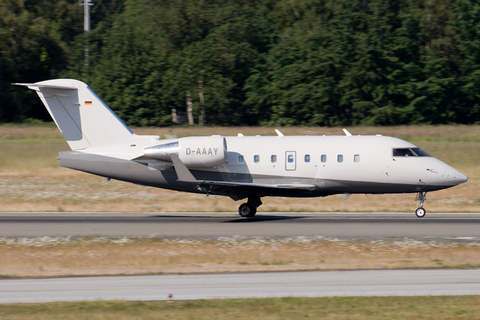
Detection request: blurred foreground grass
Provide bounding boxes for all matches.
[0,124,478,212]
[1,296,480,320]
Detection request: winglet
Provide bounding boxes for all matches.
[343,129,352,136]
[170,154,198,182]
[275,129,284,137]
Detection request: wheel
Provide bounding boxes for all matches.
[239,203,256,218]
[415,207,426,218]
[239,204,256,217]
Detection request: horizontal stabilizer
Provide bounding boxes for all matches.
[13,83,76,90]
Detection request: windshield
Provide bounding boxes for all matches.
[393,148,431,157]
[411,148,431,157]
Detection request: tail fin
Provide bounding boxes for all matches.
[14,79,133,150]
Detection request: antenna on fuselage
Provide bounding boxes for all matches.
[343,129,352,136]
[275,129,284,137]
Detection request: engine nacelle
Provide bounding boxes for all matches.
[143,136,227,168]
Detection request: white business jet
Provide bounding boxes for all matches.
[15,79,468,218]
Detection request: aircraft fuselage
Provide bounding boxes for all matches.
[58,135,467,199]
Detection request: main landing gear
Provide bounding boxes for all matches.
[238,196,262,218]
[239,203,256,217]
[415,192,427,218]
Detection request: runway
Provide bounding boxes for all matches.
[1,269,480,303]
[1,212,480,240]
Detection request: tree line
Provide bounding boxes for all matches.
[1,0,480,126]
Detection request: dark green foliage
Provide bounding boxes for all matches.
[0,0,80,121]
[453,0,480,123]
[1,0,480,125]
[245,0,475,126]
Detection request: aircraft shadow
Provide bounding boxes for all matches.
[222,215,303,223]
[147,215,215,218]
[146,215,303,223]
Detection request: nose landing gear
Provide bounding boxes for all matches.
[415,192,427,218]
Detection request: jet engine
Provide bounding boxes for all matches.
[143,136,227,168]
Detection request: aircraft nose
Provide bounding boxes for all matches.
[427,160,468,187]
[452,172,468,184]
[441,168,468,186]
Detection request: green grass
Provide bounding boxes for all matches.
[414,141,480,169]
[2,140,476,170]
[0,125,478,213]
[0,121,57,128]
[0,141,68,170]
[1,296,480,320]
[0,125,478,170]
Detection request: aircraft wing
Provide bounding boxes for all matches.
[170,154,315,191]
[194,180,316,190]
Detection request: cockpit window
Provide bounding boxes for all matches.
[411,148,431,157]
[393,148,431,157]
[393,148,416,157]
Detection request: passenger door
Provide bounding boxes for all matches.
[285,151,296,171]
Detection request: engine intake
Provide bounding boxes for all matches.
[144,136,227,168]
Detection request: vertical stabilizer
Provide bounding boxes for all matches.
[14,79,133,150]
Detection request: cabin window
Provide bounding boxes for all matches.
[254,155,260,163]
[337,154,343,163]
[321,154,327,162]
[238,155,244,163]
[288,154,294,163]
[305,155,310,162]
[354,154,360,162]
[271,155,277,163]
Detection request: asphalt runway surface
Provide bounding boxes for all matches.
[2,269,480,303]
[1,212,480,240]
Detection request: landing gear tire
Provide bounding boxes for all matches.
[239,203,256,218]
[415,192,427,218]
[415,207,426,218]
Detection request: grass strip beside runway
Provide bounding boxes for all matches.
[1,237,480,277]
[0,124,479,213]
[1,296,480,319]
